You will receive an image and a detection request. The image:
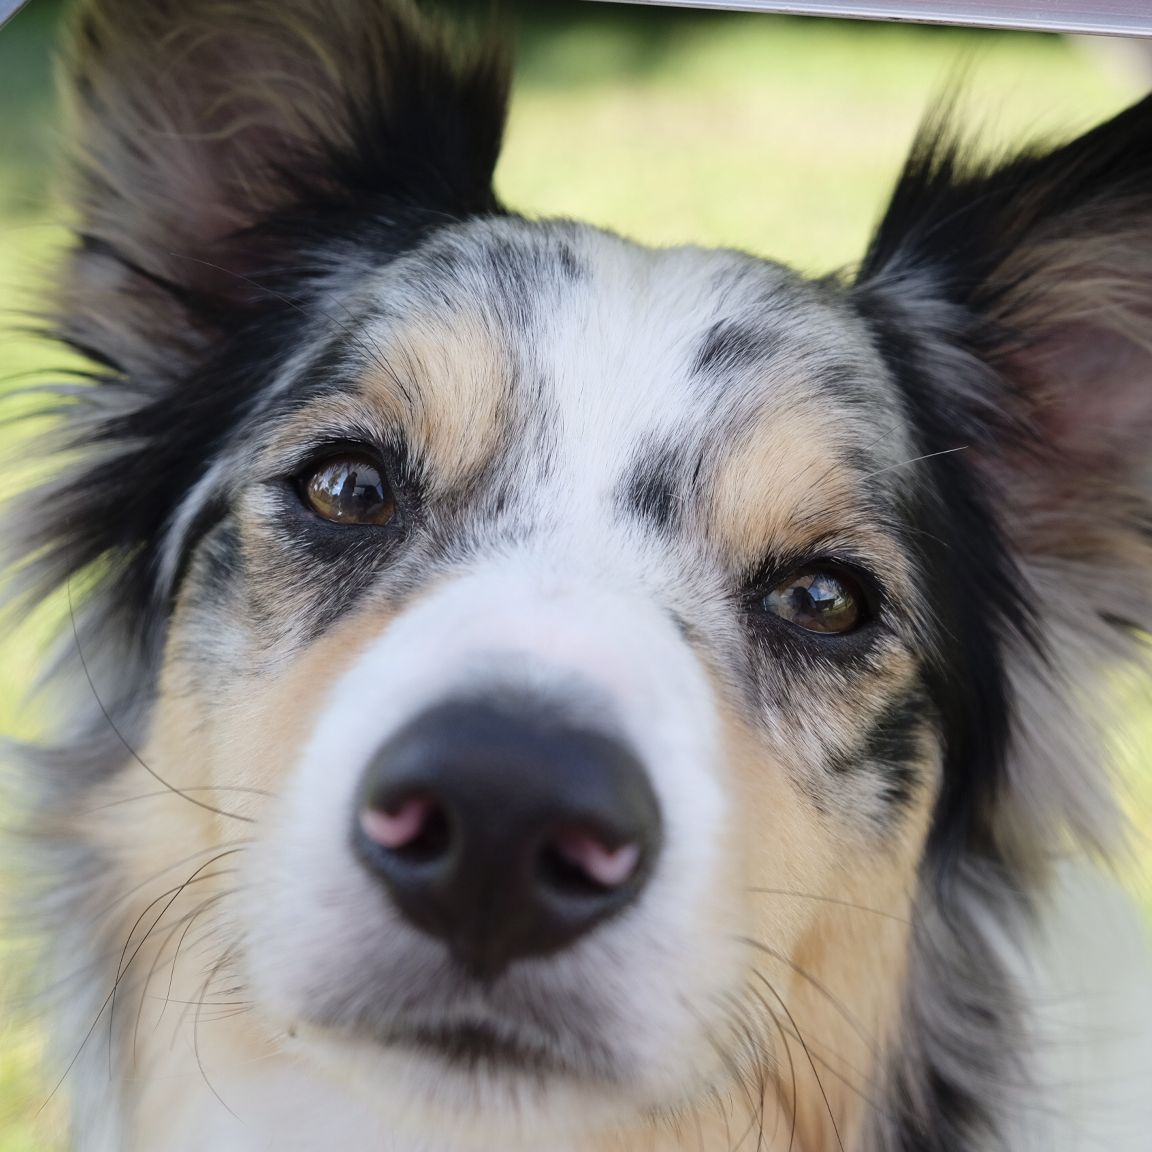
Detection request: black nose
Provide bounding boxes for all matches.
[353,699,662,979]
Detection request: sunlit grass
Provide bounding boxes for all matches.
[0,3,1148,1148]
[500,14,1139,269]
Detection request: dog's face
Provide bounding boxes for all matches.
[156,220,931,1132]
[19,1,1152,1148]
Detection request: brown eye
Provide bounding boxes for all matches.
[301,454,397,526]
[762,568,865,635]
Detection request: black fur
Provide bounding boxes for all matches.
[829,689,926,810]
[691,319,773,380]
[850,222,1029,1152]
[622,442,682,532]
[860,92,1152,323]
[15,0,513,666]
[844,89,1152,1152]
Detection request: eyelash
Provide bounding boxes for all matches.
[745,555,883,604]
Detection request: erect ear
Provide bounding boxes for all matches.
[854,95,1152,847]
[59,0,510,378]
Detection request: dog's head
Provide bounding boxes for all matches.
[13,1,1152,1146]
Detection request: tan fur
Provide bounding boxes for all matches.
[365,312,518,494]
[706,394,916,601]
[78,600,400,1138]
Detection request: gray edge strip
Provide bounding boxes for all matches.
[0,0,28,30]
[587,0,1152,37]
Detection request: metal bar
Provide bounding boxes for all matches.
[0,0,28,30]
[592,1,1152,37]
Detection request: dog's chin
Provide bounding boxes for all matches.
[283,1016,678,1146]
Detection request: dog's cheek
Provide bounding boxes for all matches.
[714,696,855,1003]
[721,689,936,1097]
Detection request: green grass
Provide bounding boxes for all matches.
[0,3,1148,1148]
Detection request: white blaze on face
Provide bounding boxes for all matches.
[291,549,726,912]
[243,542,741,1128]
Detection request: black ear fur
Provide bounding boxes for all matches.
[859,93,1152,301]
[857,93,1152,471]
[6,0,510,669]
[61,0,510,371]
[852,95,1152,1152]
[854,96,1152,851]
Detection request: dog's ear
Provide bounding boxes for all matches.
[59,0,510,376]
[8,0,508,663]
[854,95,1152,846]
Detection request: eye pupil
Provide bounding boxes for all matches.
[762,568,864,635]
[303,455,397,526]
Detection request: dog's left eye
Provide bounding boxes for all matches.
[299,453,397,526]
[761,567,867,635]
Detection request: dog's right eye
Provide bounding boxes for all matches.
[299,453,397,526]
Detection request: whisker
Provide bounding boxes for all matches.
[67,580,254,824]
[152,891,234,1038]
[682,996,762,1142]
[724,991,772,1152]
[133,887,237,1068]
[745,887,910,925]
[37,849,242,1115]
[86,787,275,813]
[751,971,846,1152]
[802,423,904,495]
[190,944,242,1120]
[748,974,894,1123]
[109,859,240,1077]
[743,984,797,1152]
[86,841,252,938]
[735,935,878,1058]
[707,1085,735,1152]
[860,445,969,482]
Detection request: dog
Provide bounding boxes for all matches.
[5,0,1152,1149]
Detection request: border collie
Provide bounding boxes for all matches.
[5,1,1152,1149]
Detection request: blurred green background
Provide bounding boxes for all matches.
[0,1,1149,1148]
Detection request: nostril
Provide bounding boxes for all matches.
[538,826,642,897]
[360,795,451,864]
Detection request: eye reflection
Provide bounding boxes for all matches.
[300,454,397,526]
[761,568,865,635]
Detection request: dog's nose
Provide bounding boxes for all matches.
[353,699,662,979]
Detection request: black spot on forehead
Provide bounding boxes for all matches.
[621,441,683,532]
[478,237,545,323]
[407,222,586,323]
[814,359,897,416]
[554,239,585,283]
[692,320,777,380]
